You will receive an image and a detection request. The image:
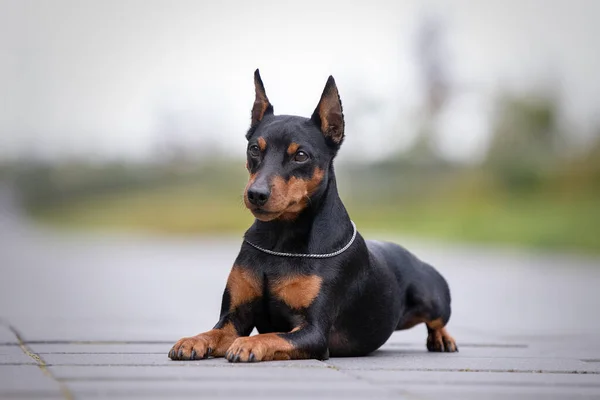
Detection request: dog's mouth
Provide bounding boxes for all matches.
[251,208,278,216]
[247,199,302,222]
[248,207,283,221]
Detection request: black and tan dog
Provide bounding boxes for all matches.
[169,70,457,362]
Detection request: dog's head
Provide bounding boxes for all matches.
[243,69,345,222]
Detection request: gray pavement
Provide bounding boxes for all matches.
[1,185,600,399]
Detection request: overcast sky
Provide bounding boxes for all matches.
[1,0,599,162]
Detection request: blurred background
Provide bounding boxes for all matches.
[1,0,599,253]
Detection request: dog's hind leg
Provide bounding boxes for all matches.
[395,281,458,353]
[426,318,458,352]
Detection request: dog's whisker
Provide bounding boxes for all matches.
[303,194,313,208]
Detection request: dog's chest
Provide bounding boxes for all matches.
[254,273,323,333]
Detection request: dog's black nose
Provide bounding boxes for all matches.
[247,185,270,206]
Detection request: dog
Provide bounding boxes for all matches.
[168,70,457,362]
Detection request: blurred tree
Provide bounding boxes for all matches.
[409,14,451,165]
[485,92,561,191]
[558,131,600,195]
[416,16,449,117]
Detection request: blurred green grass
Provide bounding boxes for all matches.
[12,89,600,253]
[29,168,600,253]
[31,180,253,234]
[348,194,600,252]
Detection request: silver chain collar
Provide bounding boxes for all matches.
[244,221,357,258]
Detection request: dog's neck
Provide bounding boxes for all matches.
[245,167,354,255]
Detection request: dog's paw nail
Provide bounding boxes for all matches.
[205,347,212,358]
[178,349,183,358]
[248,353,255,362]
[190,350,196,360]
[168,349,174,359]
[233,354,240,363]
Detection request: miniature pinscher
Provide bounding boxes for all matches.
[169,70,457,362]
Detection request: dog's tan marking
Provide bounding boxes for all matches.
[426,318,458,352]
[274,168,325,220]
[251,70,271,125]
[253,100,269,124]
[271,275,322,309]
[244,168,324,222]
[257,137,267,151]
[287,142,299,156]
[226,265,262,311]
[426,318,444,330]
[314,77,344,143]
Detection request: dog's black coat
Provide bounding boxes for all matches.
[169,70,456,362]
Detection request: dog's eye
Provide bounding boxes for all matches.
[294,151,309,162]
[248,145,260,158]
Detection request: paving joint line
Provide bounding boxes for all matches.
[38,352,166,355]
[321,360,406,399]
[385,343,529,349]
[23,340,174,345]
[379,354,592,360]
[57,376,347,382]
[327,367,600,374]
[44,362,328,368]
[8,325,74,400]
[346,379,600,388]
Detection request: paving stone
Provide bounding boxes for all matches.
[72,397,367,400]
[50,364,346,380]
[29,343,170,354]
[0,324,18,345]
[0,396,64,400]
[395,384,600,400]
[0,365,62,397]
[72,397,381,400]
[0,344,21,354]
[66,380,395,399]
[42,352,327,368]
[345,369,600,387]
[527,341,600,360]
[26,340,600,364]
[324,350,599,373]
[3,208,600,399]
[10,319,194,342]
[381,341,600,359]
[385,326,501,345]
[0,345,36,364]
[41,353,201,366]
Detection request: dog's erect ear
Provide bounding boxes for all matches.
[311,76,344,145]
[251,69,273,127]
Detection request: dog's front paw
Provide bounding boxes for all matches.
[169,324,238,361]
[169,334,214,361]
[226,336,270,363]
[225,333,298,363]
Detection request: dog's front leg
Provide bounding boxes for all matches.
[169,265,262,360]
[224,324,329,362]
[224,273,333,363]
